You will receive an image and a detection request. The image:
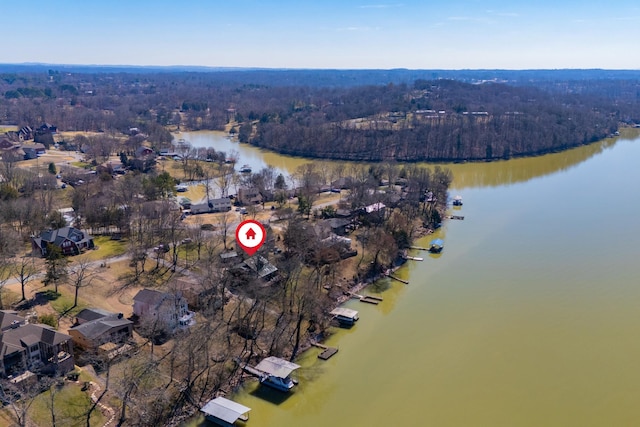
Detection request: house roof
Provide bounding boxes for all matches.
[325,218,350,229]
[133,288,168,306]
[20,143,45,150]
[220,251,238,260]
[364,202,386,213]
[37,227,92,246]
[242,255,277,279]
[0,310,26,331]
[75,308,115,323]
[68,314,132,340]
[1,323,71,355]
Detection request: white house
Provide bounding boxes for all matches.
[132,289,194,332]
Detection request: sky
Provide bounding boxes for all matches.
[3,0,640,69]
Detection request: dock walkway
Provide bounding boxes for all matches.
[388,274,409,284]
[347,292,383,304]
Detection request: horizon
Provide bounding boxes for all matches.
[3,63,640,72]
[4,0,640,70]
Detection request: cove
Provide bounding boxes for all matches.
[184,130,640,427]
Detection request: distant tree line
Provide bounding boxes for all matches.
[1,70,639,162]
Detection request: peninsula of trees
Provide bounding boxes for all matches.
[2,67,640,162]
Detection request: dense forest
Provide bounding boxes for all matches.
[2,66,640,162]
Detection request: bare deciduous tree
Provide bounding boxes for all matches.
[68,255,96,308]
[12,256,37,302]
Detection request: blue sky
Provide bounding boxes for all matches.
[3,0,640,69]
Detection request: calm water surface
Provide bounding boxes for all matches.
[183,131,640,426]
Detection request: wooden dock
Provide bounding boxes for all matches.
[409,245,428,251]
[238,363,266,379]
[348,292,383,304]
[318,347,339,360]
[447,215,464,220]
[404,256,424,261]
[388,275,409,285]
[312,341,339,360]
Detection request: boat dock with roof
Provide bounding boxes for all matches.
[200,396,251,427]
[330,307,359,325]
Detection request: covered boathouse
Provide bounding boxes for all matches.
[200,396,251,426]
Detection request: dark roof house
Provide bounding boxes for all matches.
[0,311,74,379]
[21,142,45,159]
[68,309,133,351]
[239,255,279,281]
[32,226,95,257]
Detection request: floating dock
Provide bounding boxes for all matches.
[348,292,383,304]
[360,296,380,304]
[312,342,339,360]
[318,347,339,360]
[446,215,464,220]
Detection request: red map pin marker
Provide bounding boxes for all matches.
[236,219,266,256]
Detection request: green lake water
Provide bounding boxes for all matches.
[183,130,640,426]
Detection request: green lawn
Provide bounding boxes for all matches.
[83,236,128,261]
[71,161,91,169]
[49,290,87,317]
[29,381,107,427]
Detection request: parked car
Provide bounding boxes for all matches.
[153,244,170,253]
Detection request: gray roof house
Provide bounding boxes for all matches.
[32,226,95,257]
[133,289,194,332]
[0,311,74,379]
[240,255,278,281]
[68,308,133,351]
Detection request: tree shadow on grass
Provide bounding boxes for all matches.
[15,290,62,310]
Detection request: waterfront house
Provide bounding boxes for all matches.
[238,255,278,281]
[361,202,386,223]
[238,186,262,205]
[132,289,194,332]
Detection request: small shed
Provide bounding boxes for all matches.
[201,397,251,427]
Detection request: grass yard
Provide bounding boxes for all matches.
[71,161,91,169]
[29,381,107,427]
[83,236,128,261]
[179,183,207,203]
